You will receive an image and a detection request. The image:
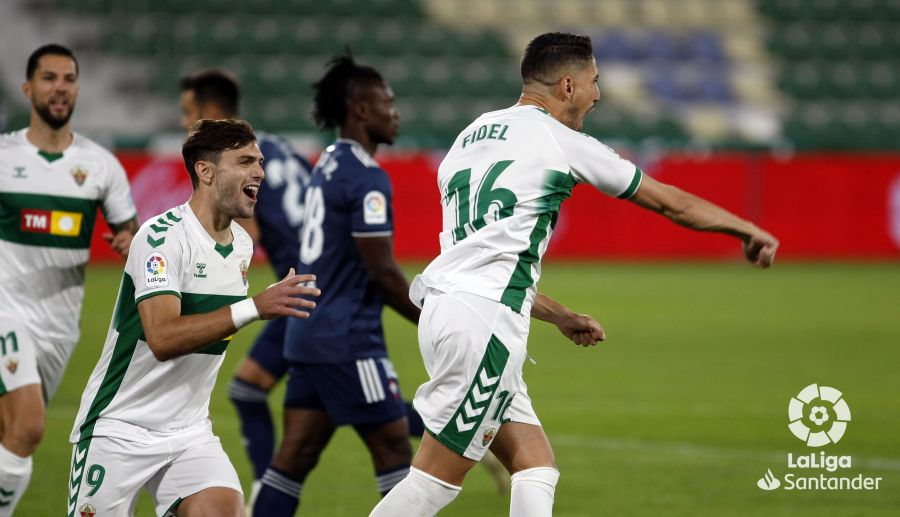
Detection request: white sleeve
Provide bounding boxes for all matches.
[554,128,643,199]
[101,153,137,225]
[126,225,185,304]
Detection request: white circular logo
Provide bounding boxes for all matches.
[788,384,851,447]
[58,215,74,232]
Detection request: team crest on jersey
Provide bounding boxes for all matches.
[5,359,18,374]
[363,190,387,225]
[482,426,497,446]
[145,252,169,288]
[79,502,96,517]
[71,165,88,186]
[240,260,249,287]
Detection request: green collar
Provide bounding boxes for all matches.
[214,242,233,259]
[37,150,64,163]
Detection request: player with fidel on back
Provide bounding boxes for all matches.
[371,32,779,516]
[0,44,138,516]
[68,119,319,517]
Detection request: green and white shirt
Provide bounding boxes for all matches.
[0,129,135,345]
[412,105,642,315]
[70,203,252,444]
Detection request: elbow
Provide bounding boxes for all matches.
[145,335,174,362]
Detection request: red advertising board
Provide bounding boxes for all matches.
[88,152,900,262]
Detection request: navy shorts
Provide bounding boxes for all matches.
[247,318,290,379]
[284,357,406,428]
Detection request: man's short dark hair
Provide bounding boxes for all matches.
[27,44,79,79]
[180,69,241,117]
[312,53,384,131]
[520,32,594,85]
[182,119,256,189]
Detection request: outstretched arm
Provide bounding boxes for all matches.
[629,174,779,268]
[532,293,605,347]
[139,269,320,361]
[355,235,421,324]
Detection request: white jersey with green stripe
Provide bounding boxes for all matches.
[70,203,252,444]
[412,105,642,315]
[0,128,135,345]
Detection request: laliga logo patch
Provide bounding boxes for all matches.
[363,190,387,225]
[144,252,169,288]
[788,383,851,447]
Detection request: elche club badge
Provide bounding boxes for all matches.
[71,165,88,186]
[240,260,249,287]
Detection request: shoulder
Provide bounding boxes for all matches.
[72,133,117,160]
[230,221,253,254]
[0,129,27,153]
[136,206,188,244]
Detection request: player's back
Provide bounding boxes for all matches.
[254,132,312,278]
[414,105,641,315]
[284,139,394,364]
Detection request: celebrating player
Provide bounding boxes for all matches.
[252,55,421,515]
[179,69,313,503]
[371,32,779,517]
[68,119,319,517]
[0,43,138,516]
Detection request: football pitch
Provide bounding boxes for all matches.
[28,261,900,516]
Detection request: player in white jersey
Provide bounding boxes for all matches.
[372,33,779,517]
[0,44,138,515]
[68,119,320,517]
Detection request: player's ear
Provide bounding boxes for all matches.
[194,160,215,186]
[21,80,31,99]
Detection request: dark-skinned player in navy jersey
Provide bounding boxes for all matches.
[253,54,490,515]
[179,69,313,505]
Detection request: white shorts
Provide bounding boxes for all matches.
[413,290,541,461]
[0,315,73,401]
[67,425,242,517]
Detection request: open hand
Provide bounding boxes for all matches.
[253,268,320,319]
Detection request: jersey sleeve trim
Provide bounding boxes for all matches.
[617,167,643,199]
[135,290,182,305]
[351,231,393,237]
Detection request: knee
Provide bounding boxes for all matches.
[370,431,413,466]
[273,440,325,474]
[6,415,44,454]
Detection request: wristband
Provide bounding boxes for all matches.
[230,298,260,329]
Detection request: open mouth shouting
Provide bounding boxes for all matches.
[242,183,260,202]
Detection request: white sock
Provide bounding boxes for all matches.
[369,467,461,517]
[510,467,560,517]
[0,444,32,517]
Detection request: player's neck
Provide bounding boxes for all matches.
[26,117,73,153]
[339,126,377,156]
[517,91,576,129]
[188,195,234,244]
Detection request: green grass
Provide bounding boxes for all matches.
[25,262,900,516]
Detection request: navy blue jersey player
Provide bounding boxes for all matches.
[179,70,312,500]
[253,55,423,516]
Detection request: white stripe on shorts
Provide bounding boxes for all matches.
[366,359,386,402]
[357,360,374,403]
[357,359,385,403]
